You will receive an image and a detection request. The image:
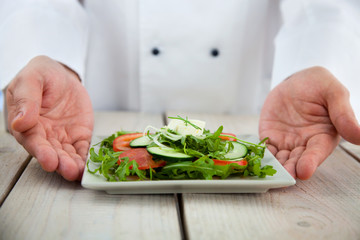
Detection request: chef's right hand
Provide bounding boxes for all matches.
[5,56,94,181]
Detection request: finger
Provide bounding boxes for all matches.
[63,143,85,173]
[295,134,339,180]
[275,149,290,165]
[15,132,59,172]
[56,149,81,181]
[48,139,80,181]
[74,140,91,161]
[326,81,360,144]
[266,144,278,157]
[283,146,305,179]
[283,160,297,179]
[6,75,42,133]
[73,141,91,181]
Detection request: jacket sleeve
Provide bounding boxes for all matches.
[271,0,360,119]
[0,0,89,89]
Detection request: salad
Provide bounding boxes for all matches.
[87,116,276,181]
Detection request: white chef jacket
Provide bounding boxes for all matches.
[1,0,360,119]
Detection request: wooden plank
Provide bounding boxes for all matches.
[0,112,182,240]
[340,139,360,162]
[181,148,360,239]
[0,111,31,206]
[93,111,165,136]
[166,113,360,239]
[0,110,4,129]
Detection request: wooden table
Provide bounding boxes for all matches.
[0,111,359,240]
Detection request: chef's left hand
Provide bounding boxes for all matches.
[259,66,360,180]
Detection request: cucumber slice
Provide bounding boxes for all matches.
[147,146,194,162]
[223,142,248,159]
[130,135,153,148]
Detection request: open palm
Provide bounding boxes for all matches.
[7,56,94,181]
[259,67,360,179]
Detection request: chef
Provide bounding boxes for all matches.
[1,0,360,181]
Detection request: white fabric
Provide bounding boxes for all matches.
[0,0,88,87]
[82,0,277,113]
[0,0,359,119]
[273,0,360,121]
[137,0,274,114]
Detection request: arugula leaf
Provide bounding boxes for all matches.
[115,159,147,181]
[88,144,148,181]
[154,156,219,180]
[153,156,249,180]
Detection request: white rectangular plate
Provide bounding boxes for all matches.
[81,135,296,194]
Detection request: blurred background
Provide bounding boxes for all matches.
[0,92,3,111]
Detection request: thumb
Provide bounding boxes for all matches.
[10,99,40,133]
[326,81,360,145]
[6,77,42,133]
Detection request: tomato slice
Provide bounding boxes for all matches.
[113,133,144,152]
[219,133,237,141]
[118,148,166,170]
[213,159,247,166]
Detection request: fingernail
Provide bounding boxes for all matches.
[14,111,24,121]
[11,111,24,130]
